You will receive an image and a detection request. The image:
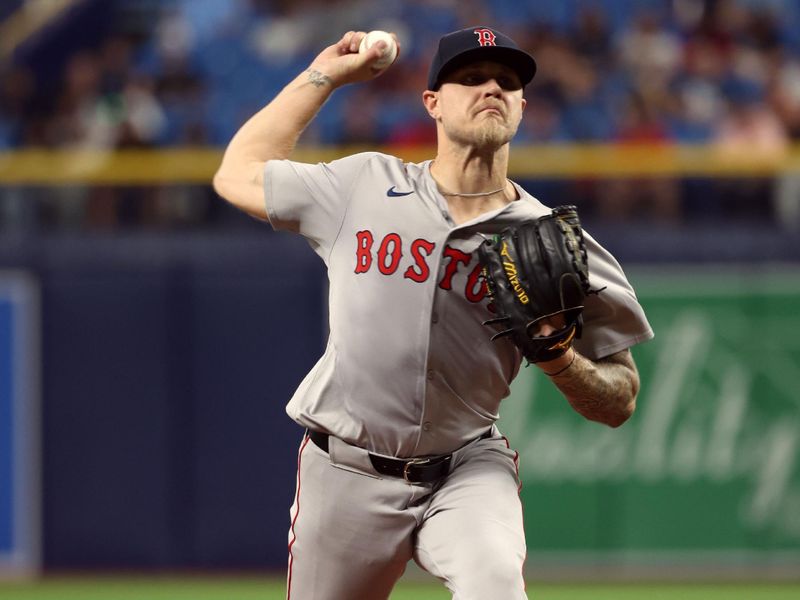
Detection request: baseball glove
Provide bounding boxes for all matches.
[478,205,595,364]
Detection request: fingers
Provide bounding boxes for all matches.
[337,31,370,55]
[537,322,558,337]
[335,31,356,54]
[335,31,399,62]
[317,31,398,86]
[535,314,567,337]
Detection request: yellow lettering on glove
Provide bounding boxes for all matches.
[500,242,529,305]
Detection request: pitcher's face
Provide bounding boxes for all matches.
[426,61,526,150]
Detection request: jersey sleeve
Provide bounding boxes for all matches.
[574,231,654,360]
[264,152,376,257]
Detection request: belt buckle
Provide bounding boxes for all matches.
[403,457,431,483]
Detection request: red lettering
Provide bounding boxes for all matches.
[378,233,403,275]
[355,235,485,303]
[474,28,497,47]
[404,239,436,283]
[465,262,488,303]
[354,230,374,274]
[438,246,471,290]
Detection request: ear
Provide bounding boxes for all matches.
[422,90,439,119]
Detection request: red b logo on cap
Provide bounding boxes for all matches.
[473,28,496,47]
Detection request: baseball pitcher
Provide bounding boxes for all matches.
[214,26,653,600]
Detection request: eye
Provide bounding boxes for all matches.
[454,70,521,90]
[498,76,521,91]
[461,73,485,86]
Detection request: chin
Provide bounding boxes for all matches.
[443,120,517,149]
[474,125,515,149]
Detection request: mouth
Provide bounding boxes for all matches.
[477,106,504,117]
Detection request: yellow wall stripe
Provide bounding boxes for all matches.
[0,144,797,185]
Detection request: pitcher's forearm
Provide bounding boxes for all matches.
[213,31,397,219]
[544,349,640,427]
[224,68,335,166]
[212,69,335,217]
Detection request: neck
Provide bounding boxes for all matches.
[430,144,517,225]
[430,143,511,197]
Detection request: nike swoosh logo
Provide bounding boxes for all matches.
[387,186,414,197]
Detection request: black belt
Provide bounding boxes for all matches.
[306,429,492,485]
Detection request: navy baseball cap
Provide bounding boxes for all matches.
[427,26,537,91]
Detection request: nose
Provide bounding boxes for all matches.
[483,78,503,97]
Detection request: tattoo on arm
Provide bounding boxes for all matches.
[306,69,332,88]
[549,349,640,427]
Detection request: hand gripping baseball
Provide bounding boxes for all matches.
[478,206,599,364]
[308,31,400,87]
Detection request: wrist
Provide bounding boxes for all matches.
[540,348,576,377]
[303,66,338,90]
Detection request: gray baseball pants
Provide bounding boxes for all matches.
[286,427,527,599]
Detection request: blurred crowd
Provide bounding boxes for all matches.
[1,0,800,230]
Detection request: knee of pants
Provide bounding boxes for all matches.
[458,561,525,598]
[445,544,527,599]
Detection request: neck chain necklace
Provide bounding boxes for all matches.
[438,182,508,197]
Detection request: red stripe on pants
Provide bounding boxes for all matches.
[287,434,311,599]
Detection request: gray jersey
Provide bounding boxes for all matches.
[265,152,653,458]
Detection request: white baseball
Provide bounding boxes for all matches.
[358,30,398,70]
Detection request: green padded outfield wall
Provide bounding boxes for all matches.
[498,269,800,565]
